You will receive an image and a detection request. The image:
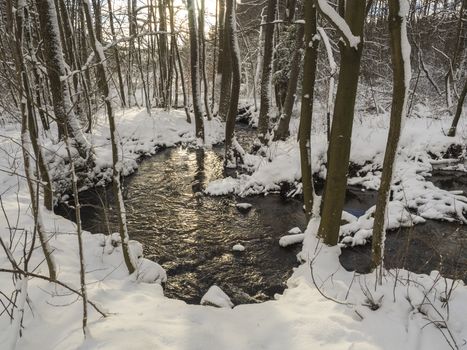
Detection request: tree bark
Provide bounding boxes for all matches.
[372,0,411,280]
[82,0,137,274]
[274,20,305,141]
[36,0,92,162]
[187,0,205,142]
[298,2,319,221]
[257,0,277,145]
[448,78,467,137]
[224,0,241,165]
[317,0,366,246]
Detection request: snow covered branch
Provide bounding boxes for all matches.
[315,0,361,48]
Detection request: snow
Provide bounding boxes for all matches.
[279,233,305,247]
[200,285,234,308]
[232,243,245,252]
[316,0,361,48]
[136,258,167,284]
[317,27,337,74]
[206,112,467,243]
[1,108,467,350]
[235,202,253,212]
[288,227,302,234]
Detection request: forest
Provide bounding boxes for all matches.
[0,0,466,348]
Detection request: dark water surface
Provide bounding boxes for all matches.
[56,127,466,305]
[340,170,467,282]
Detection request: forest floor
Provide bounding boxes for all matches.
[0,107,466,349]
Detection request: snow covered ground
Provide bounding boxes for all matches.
[1,108,466,349]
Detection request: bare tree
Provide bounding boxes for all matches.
[372,0,411,283]
[187,0,205,143]
[298,1,319,220]
[317,0,366,245]
[224,0,242,166]
[257,0,277,146]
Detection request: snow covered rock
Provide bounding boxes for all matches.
[200,285,234,308]
[232,243,245,252]
[288,227,302,234]
[279,233,305,247]
[137,258,167,284]
[236,202,253,213]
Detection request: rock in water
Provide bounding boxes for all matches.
[236,202,252,213]
[232,243,245,252]
[288,227,302,234]
[200,285,234,308]
[279,233,305,247]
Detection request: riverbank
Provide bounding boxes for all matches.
[0,108,466,349]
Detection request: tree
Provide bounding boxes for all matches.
[224,0,241,166]
[447,78,467,137]
[82,0,137,275]
[187,0,205,143]
[273,16,305,141]
[371,0,411,282]
[13,0,57,280]
[35,0,92,162]
[257,0,277,146]
[218,5,232,122]
[298,1,319,220]
[317,0,366,245]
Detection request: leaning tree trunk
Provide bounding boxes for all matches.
[224,0,241,165]
[187,0,205,142]
[82,0,137,274]
[273,17,305,141]
[298,2,319,221]
[371,0,411,283]
[317,1,366,246]
[448,78,467,137]
[257,0,277,145]
[35,0,92,162]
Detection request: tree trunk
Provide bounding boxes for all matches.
[187,0,205,142]
[82,0,137,275]
[372,0,411,281]
[257,0,277,145]
[224,0,241,165]
[274,20,305,141]
[448,78,467,137]
[107,0,126,107]
[317,1,366,246]
[13,0,57,280]
[36,0,92,162]
[218,7,232,122]
[298,2,319,221]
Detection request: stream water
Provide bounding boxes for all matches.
[56,125,466,305]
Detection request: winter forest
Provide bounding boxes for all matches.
[0,0,466,348]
